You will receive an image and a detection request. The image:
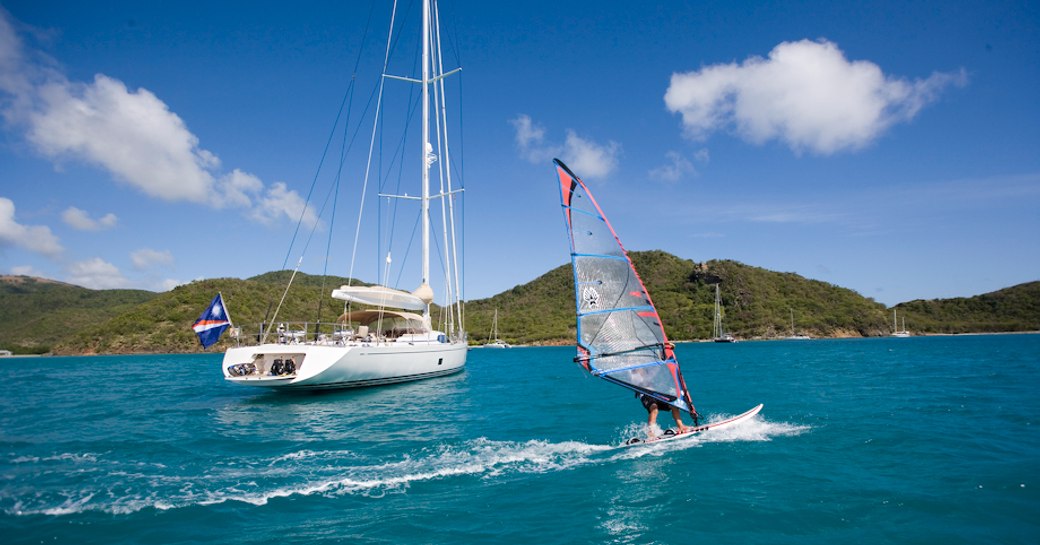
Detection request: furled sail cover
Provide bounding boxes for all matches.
[330,285,426,311]
[553,159,695,414]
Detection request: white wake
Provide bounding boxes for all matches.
[2,415,807,516]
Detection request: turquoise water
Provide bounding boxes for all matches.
[2,335,1037,544]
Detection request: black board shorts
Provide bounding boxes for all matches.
[640,394,674,413]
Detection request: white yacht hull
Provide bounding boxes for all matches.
[221,340,467,390]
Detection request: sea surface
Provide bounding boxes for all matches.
[2,335,1037,544]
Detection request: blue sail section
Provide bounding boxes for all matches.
[554,159,695,414]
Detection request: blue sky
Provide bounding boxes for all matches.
[1,0,1037,307]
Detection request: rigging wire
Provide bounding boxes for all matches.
[263,1,378,334]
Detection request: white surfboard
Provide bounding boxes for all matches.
[624,403,764,446]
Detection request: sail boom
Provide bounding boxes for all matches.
[590,357,668,376]
[599,374,691,414]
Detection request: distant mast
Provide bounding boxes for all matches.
[891,309,910,337]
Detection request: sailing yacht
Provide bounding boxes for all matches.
[483,309,511,348]
[785,308,811,340]
[220,0,468,390]
[713,284,737,343]
[891,309,911,337]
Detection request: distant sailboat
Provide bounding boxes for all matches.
[891,309,911,337]
[713,284,736,343]
[786,308,811,340]
[484,309,511,348]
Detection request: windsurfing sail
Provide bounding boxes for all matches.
[553,159,696,414]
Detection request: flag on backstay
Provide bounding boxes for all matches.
[192,293,232,349]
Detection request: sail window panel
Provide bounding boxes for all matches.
[573,257,654,314]
[569,211,625,258]
[567,186,605,221]
[579,310,664,366]
[594,348,661,372]
[612,367,688,408]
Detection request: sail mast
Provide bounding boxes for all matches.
[420,0,432,315]
[554,158,695,415]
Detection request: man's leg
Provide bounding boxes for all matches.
[647,405,659,437]
[671,407,688,433]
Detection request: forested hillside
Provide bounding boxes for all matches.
[0,276,156,354]
[464,251,893,345]
[2,254,1036,355]
[894,281,1040,334]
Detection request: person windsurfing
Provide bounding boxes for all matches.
[554,158,703,440]
[638,393,691,437]
[637,342,700,436]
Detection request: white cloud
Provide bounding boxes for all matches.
[561,131,619,179]
[27,74,220,202]
[0,196,63,256]
[664,39,966,154]
[510,114,546,153]
[509,114,621,179]
[249,181,319,227]
[509,114,556,164]
[216,168,264,208]
[649,151,696,182]
[66,257,129,289]
[131,248,173,270]
[158,278,183,292]
[10,264,43,276]
[62,206,117,231]
[0,9,314,227]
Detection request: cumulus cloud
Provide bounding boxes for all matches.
[158,278,183,291]
[62,206,117,231]
[510,114,547,157]
[10,264,43,276]
[131,248,174,270]
[562,131,619,179]
[509,114,620,179]
[0,9,316,227]
[66,257,129,289]
[216,168,264,209]
[247,181,320,226]
[648,149,709,182]
[0,196,63,256]
[664,39,966,154]
[27,74,221,202]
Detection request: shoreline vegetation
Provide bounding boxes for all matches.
[3,331,1040,359]
[3,251,1038,356]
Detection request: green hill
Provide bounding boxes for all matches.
[464,251,893,345]
[894,281,1040,334]
[2,253,1037,355]
[0,275,156,354]
[52,272,367,354]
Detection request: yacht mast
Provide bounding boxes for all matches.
[420,0,432,313]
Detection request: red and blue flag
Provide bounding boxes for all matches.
[192,293,231,349]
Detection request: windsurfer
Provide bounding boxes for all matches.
[640,393,690,436]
